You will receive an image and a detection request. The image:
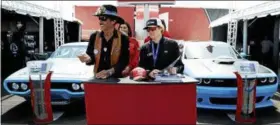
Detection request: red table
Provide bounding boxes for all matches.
[84,77,197,125]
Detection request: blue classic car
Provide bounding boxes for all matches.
[3,42,93,105]
[181,41,278,110]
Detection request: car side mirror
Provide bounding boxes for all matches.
[240,52,249,59]
[34,52,53,60]
[45,52,53,58]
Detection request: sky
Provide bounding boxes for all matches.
[24,0,269,21]
[26,1,268,10]
[69,1,268,9]
[163,1,268,9]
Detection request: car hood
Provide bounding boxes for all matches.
[183,58,276,78]
[5,58,94,80]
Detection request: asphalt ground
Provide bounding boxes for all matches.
[1,93,280,125]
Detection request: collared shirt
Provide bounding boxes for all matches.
[98,30,118,71]
[86,29,130,77]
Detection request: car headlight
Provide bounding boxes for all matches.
[81,83,84,90]
[72,83,80,90]
[12,83,19,90]
[197,78,202,84]
[268,77,276,83]
[260,78,267,83]
[203,79,211,84]
[20,83,28,90]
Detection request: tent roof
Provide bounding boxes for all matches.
[2,1,61,20]
[210,1,280,27]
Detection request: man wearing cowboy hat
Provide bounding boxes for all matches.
[139,18,184,79]
[78,5,129,79]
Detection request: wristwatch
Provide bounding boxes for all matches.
[108,69,114,76]
[86,58,91,63]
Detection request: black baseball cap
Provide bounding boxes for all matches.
[143,18,164,30]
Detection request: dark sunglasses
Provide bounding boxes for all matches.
[99,16,108,21]
[146,27,157,32]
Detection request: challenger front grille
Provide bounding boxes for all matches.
[197,78,277,87]
[51,82,83,92]
[51,100,70,105]
[209,96,264,105]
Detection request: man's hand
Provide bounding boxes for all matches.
[167,67,177,75]
[77,53,91,63]
[96,70,109,79]
[96,68,114,79]
[149,69,161,78]
[122,66,130,76]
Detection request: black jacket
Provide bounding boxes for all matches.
[139,37,184,75]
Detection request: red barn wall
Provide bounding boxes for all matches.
[75,6,135,40]
[75,6,211,41]
[118,7,135,36]
[159,7,211,41]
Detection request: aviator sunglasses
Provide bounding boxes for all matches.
[99,16,108,21]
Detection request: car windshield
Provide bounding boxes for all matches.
[184,43,242,59]
[50,45,87,58]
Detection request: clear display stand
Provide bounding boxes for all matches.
[227,61,259,124]
[27,61,64,124]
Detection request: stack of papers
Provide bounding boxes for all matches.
[154,74,184,82]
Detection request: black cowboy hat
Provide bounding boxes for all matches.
[93,5,124,24]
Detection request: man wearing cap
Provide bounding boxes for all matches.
[78,5,129,79]
[144,19,171,43]
[139,18,183,79]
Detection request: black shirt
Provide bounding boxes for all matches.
[6,30,26,71]
[86,30,129,77]
[139,37,184,74]
[99,31,114,70]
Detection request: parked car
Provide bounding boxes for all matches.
[181,41,278,110]
[3,42,93,105]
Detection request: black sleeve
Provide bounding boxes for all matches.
[173,41,184,73]
[85,33,97,65]
[139,45,152,75]
[139,45,148,69]
[113,35,129,76]
[139,46,145,68]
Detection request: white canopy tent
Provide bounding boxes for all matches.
[3,1,84,51]
[25,1,77,22]
[209,1,280,74]
[1,1,77,52]
[209,1,280,52]
[2,1,63,53]
[209,1,280,28]
[2,1,61,19]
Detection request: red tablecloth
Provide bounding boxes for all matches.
[84,79,197,125]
